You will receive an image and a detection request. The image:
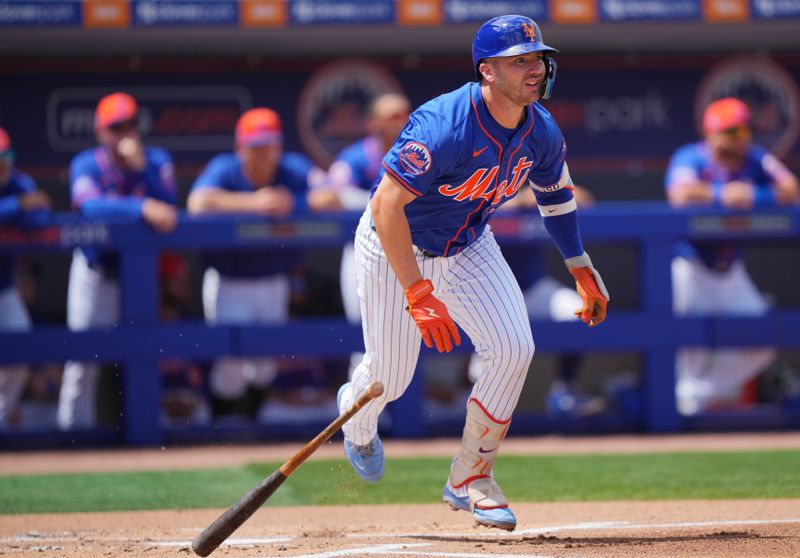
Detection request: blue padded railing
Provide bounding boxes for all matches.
[0,202,798,445]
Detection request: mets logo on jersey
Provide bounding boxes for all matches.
[522,22,537,41]
[438,157,533,203]
[399,142,432,176]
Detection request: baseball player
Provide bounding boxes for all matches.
[59,92,178,430]
[336,15,609,531]
[0,127,52,429]
[309,93,411,373]
[665,97,799,415]
[187,108,324,418]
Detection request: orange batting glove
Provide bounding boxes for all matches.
[405,279,461,353]
[566,252,610,327]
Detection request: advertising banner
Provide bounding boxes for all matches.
[0,55,797,177]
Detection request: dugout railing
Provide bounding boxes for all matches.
[0,202,798,447]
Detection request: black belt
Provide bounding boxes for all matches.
[370,221,440,257]
[418,248,440,258]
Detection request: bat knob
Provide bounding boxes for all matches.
[368,381,384,398]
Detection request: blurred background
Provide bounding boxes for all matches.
[0,0,799,447]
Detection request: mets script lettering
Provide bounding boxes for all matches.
[438,157,533,203]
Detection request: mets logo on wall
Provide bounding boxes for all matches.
[695,55,800,158]
[399,142,432,176]
[297,59,405,168]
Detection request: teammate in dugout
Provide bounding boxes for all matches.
[335,15,609,531]
[0,127,52,429]
[59,92,178,430]
[665,97,799,415]
[308,92,412,373]
[187,108,325,419]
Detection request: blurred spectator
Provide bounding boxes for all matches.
[0,127,52,430]
[59,92,178,430]
[256,356,340,424]
[158,252,210,426]
[468,185,604,419]
[187,107,325,420]
[665,97,800,415]
[308,92,411,372]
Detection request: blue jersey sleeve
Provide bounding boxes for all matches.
[526,113,583,260]
[70,149,145,220]
[333,142,369,189]
[192,154,236,192]
[0,171,38,222]
[527,109,568,195]
[664,143,702,190]
[278,152,315,213]
[277,152,313,194]
[382,110,457,196]
[70,150,104,209]
[0,195,21,221]
[144,147,178,205]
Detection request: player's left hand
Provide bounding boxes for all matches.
[565,252,609,327]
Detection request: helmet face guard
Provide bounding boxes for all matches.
[541,56,557,100]
[472,15,559,100]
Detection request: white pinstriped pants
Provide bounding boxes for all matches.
[342,208,535,445]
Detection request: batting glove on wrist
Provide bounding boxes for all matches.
[565,252,610,327]
[405,279,462,353]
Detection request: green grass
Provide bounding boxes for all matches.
[1,450,798,515]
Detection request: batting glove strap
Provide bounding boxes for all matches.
[565,251,610,301]
[405,278,434,308]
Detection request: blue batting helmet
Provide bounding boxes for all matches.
[472,15,558,80]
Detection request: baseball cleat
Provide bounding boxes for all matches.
[338,383,385,483]
[441,485,517,531]
[441,484,470,512]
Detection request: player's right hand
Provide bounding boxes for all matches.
[254,186,294,218]
[142,197,178,233]
[720,180,755,210]
[405,279,461,353]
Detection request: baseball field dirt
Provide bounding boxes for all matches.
[1,433,798,558]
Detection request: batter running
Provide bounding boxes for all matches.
[337,15,609,531]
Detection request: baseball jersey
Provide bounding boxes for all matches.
[0,169,41,291]
[380,82,581,259]
[665,141,791,270]
[70,146,177,272]
[331,135,384,192]
[191,152,313,278]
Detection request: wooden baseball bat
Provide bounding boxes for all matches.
[191,381,384,557]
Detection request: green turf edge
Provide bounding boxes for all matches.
[0,450,797,515]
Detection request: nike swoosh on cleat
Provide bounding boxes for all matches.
[478,446,496,453]
[472,146,488,157]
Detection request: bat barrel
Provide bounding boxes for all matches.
[191,381,384,556]
[192,470,287,556]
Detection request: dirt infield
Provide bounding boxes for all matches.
[1,500,798,557]
[1,433,799,557]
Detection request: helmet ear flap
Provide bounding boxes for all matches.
[541,56,557,100]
